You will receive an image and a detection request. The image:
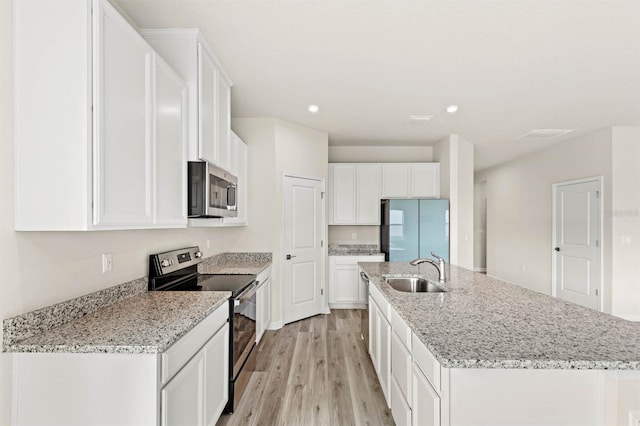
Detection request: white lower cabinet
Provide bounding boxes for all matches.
[329,255,384,308]
[256,266,272,344]
[162,350,205,426]
[412,362,441,426]
[12,303,229,426]
[368,282,391,407]
[203,323,230,426]
[391,375,412,426]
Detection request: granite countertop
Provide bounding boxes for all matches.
[328,244,384,256]
[198,252,272,274]
[359,262,640,370]
[5,291,230,354]
[4,252,273,355]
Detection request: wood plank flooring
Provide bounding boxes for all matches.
[217,309,394,426]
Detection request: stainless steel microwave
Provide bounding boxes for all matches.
[188,161,237,218]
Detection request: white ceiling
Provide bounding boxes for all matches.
[114,0,640,171]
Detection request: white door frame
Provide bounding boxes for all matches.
[551,176,603,311]
[280,172,329,326]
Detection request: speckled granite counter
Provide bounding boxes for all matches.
[4,291,230,354]
[328,244,383,256]
[359,262,640,370]
[4,251,272,355]
[198,252,272,274]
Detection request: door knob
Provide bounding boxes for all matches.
[286,254,297,260]
[554,247,560,252]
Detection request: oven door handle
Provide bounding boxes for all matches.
[235,281,260,306]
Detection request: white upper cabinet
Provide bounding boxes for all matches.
[381,163,440,199]
[198,42,218,165]
[328,162,439,226]
[221,131,248,227]
[143,29,234,172]
[356,165,382,224]
[329,164,381,225]
[409,163,440,198]
[381,164,410,198]
[93,1,154,227]
[329,165,357,224]
[154,58,188,226]
[14,0,187,231]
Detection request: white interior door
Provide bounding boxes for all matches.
[553,178,602,310]
[283,175,324,324]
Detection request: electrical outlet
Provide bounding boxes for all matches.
[521,265,526,272]
[351,232,357,240]
[102,253,112,273]
[206,239,211,249]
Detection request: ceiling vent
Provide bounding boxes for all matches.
[517,129,575,140]
[408,115,434,124]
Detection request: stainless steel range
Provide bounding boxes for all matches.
[148,246,259,413]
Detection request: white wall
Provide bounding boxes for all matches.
[328,145,433,163]
[474,181,487,271]
[611,127,640,321]
[475,129,615,313]
[0,2,235,422]
[433,135,475,269]
[231,118,329,327]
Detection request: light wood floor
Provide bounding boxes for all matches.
[217,309,394,426]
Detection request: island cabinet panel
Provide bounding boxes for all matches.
[448,368,603,426]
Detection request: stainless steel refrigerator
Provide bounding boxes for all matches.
[380,199,449,262]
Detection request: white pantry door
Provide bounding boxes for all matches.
[553,178,602,310]
[283,175,324,324]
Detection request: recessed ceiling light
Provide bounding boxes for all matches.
[446,105,459,114]
[308,104,319,114]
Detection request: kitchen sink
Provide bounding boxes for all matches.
[385,277,446,293]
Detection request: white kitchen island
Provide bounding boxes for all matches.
[359,262,640,426]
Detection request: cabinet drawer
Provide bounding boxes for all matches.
[391,375,412,426]
[162,302,229,385]
[369,284,390,321]
[412,332,441,394]
[391,331,412,405]
[391,307,412,350]
[412,362,440,426]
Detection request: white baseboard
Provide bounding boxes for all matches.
[328,303,367,310]
[267,320,283,330]
[474,267,487,273]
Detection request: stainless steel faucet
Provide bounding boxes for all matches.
[410,252,446,283]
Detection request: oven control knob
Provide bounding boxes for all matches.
[160,259,172,268]
[194,251,203,258]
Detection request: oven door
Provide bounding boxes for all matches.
[227,282,258,413]
[232,282,257,379]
